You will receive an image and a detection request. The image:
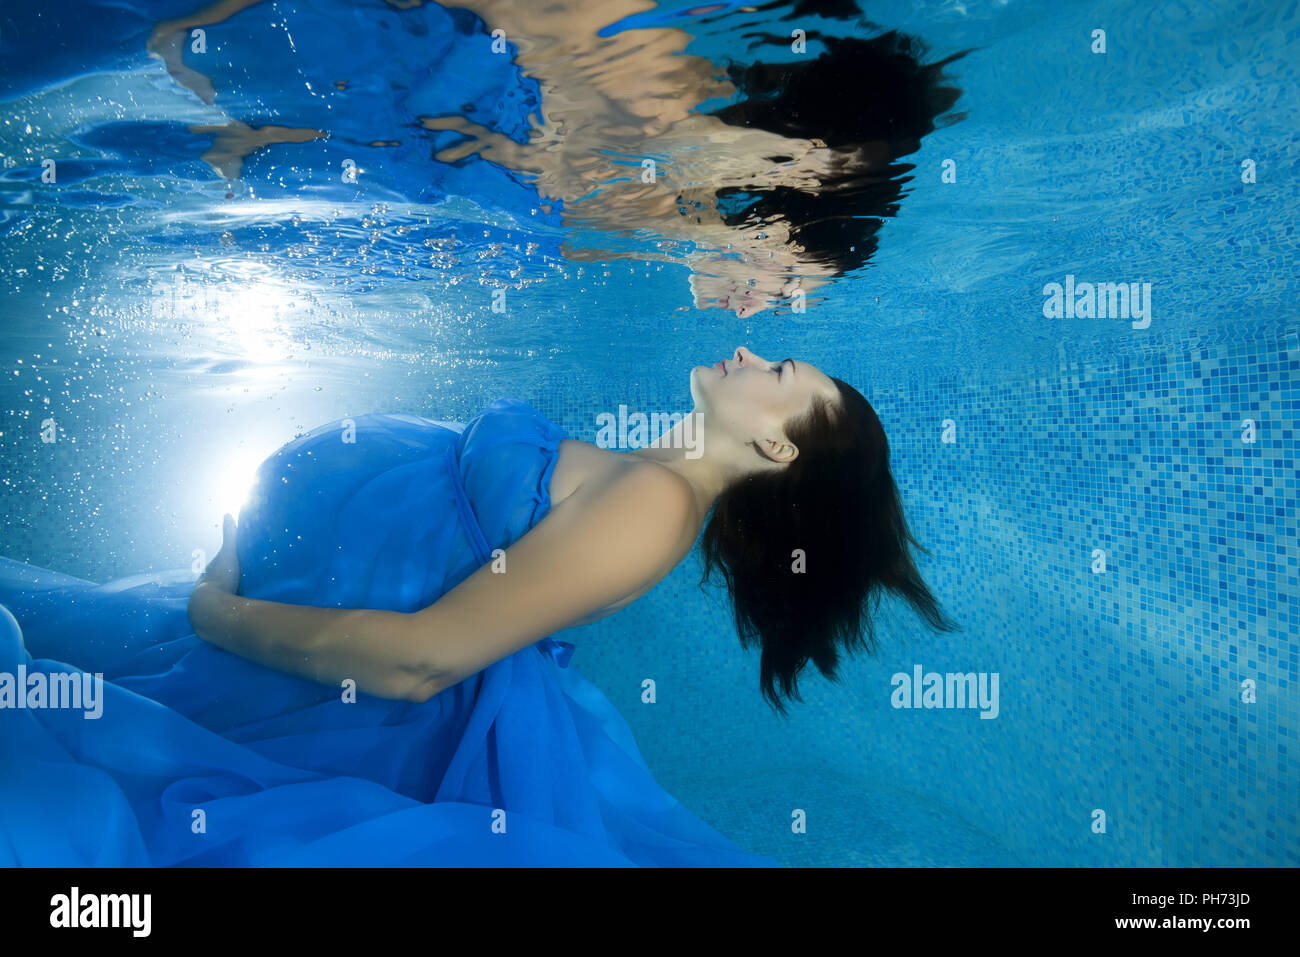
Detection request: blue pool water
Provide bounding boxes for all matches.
[1,0,1297,865]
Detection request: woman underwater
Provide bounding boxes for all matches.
[0,348,953,866]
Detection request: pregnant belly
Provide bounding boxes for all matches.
[236,414,474,612]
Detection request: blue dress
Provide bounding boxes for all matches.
[0,398,780,867]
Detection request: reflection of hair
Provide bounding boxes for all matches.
[699,378,958,715]
[707,29,970,274]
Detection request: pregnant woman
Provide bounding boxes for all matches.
[0,348,953,866]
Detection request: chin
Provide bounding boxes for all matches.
[688,366,712,408]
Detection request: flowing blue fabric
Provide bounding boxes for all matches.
[0,398,780,867]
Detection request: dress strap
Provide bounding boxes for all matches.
[444,442,493,568]
[443,442,575,669]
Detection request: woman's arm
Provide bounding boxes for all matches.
[188,566,422,701]
[188,464,698,702]
[403,461,698,698]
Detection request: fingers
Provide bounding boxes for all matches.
[220,514,239,556]
[202,514,242,594]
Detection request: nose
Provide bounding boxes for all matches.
[733,346,763,366]
[732,289,776,319]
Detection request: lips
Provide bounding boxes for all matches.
[716,360,727,376]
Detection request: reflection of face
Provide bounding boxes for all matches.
[689,250,834,318]
[689,346,840,462]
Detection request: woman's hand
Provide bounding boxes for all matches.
[189,514,242,640]
[180,515,424,699]
[198,513,242,594]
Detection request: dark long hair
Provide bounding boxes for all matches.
[706,27,970,275]
[699,378,957,714]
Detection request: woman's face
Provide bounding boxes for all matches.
[687,247,837,319]
[690,347,840,463]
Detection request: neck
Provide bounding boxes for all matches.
[622,410,757,519]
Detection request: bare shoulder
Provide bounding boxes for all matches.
[564,456,700,553]
[531,458,698,627]
[552,441,700,540]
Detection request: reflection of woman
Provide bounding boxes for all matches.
[150,0,966,316]
[426,7,969,317]
[0,350,954,865]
